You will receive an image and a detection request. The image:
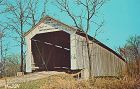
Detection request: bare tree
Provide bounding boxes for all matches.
[27,0,48,27]
[0,24,7,62]
[5,0,49,72]
[28,0,38,27]
[120,35,140,61]
[126,35,140,59]
[5,0,30,72]
[119,35,140,78]
[0,0,6,14]
[55,0,107,78]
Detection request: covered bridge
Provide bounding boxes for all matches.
[25,16,126,79]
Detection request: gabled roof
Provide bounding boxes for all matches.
[24,15,78,37]
[25,15,125,62]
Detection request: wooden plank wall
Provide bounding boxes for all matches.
[74,34,126,77]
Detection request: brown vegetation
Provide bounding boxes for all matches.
[125,59,140,79]
[38,58,140,89]
[0,60,140,89]
[38,74,140,89]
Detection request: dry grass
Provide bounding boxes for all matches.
[93,77,140,89]
[0,74,140,89]
[39,59,140,89]
[40,74,91,89]
[126,59,140,79]
[1,60,140,89]
[39,74,140,89]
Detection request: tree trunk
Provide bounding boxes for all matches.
[20,15,24,72]
[85,34,92,78]
[20,37,24,72]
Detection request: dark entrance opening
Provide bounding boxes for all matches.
[31,31,70,71]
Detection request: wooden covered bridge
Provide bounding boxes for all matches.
[25,16,126,79]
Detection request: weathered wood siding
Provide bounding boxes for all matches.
[74,34,126,77]
[25,16,126,78]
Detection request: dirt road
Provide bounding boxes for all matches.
[0,71,65,88]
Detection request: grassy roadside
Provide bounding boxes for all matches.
[0,74,139,89]
[0,77,46,89]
